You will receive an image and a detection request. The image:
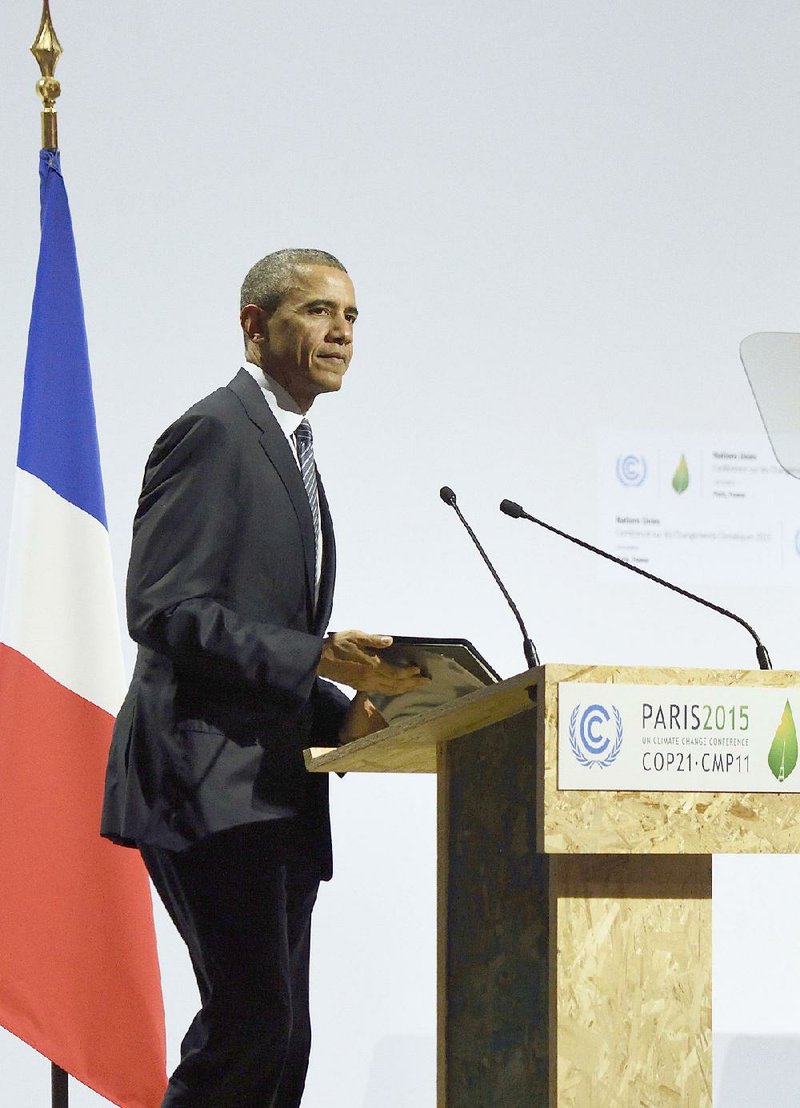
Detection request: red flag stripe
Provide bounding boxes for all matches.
[0,643,166,1107]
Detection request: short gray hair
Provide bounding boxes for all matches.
[240,248,348,315]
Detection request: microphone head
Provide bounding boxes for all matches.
[500,499,524,518]
[439,486,457,507]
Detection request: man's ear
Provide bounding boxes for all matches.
[240,304,267,345]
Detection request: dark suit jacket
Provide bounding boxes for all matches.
[101,369,350,877]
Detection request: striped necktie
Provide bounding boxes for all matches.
[293,418,321,561]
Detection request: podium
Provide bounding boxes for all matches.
[305,664,800,1107]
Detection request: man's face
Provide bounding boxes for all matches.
[244,265,357,411]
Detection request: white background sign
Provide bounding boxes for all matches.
[598,433,800,586]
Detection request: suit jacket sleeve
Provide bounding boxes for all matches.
[312,678,352,744]
[126,409,325,711]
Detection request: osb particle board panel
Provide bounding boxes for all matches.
[539,664,800,855]
[304,669,537,774]
[439,720,548,1108]
[552,854,711,1108]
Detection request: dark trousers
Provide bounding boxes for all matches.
[141,822,321,1108]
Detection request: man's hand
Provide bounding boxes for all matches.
[318,630,428,694]
[337,692,387,744]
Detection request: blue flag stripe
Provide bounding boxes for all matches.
[17,151,108,528]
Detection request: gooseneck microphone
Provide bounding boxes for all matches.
[499,499,772,671]
[440,486,539,668]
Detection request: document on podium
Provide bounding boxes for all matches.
[369,637,499,725]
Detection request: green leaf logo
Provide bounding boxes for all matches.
[672,454,690,494]
[768,701,798,782]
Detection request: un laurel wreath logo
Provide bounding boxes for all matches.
[569,703,623,768]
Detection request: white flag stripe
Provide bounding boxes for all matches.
[1,469,125,716]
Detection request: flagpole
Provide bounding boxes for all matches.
[51,1064,68,1108]
[31,0,68,1093]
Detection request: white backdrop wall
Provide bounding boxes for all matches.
[1,2,799,1105]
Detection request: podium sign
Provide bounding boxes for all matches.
[557,680,800,792]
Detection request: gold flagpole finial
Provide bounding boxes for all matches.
[31,0,62,150]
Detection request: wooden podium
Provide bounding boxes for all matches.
[305,664,800,1107]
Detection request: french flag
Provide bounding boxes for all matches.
[0,151,166,1106]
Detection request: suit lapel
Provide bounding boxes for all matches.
[315,475,336,634]
[227,370,317,617]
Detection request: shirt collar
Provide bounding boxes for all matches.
[241,362,305,441]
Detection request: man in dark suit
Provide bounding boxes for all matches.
[101,248,423,1107]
